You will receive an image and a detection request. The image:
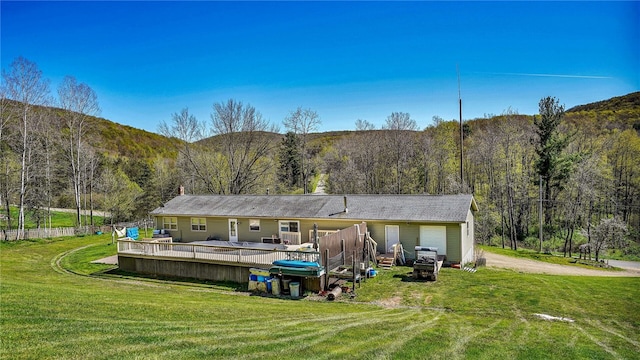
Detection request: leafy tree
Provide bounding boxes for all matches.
[97,167,143,223]
[283,107,321,193]
[533,96,578,224]
[278,131,301,190]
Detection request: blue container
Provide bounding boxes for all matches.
[257,275,265,282]
[368,269,377,277]
[249,274,258,281]
[266,279,272,292]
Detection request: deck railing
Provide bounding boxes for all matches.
[280,231,301,245]
[308,229,338,242]
[117,238,320,266]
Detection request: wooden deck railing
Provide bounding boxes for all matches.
[308,229,338,242]
[280,231,301,245]
[117,238,320,266]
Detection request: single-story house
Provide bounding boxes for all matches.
[149,194,478,265]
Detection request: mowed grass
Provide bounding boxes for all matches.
[1,236,639,359]
[2,206,105,229]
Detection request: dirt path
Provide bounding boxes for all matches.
[483,252,640,277]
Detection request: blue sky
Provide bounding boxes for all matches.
[2,1,638,133]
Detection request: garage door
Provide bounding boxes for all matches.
[420,226,447,256]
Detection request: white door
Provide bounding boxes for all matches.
[385,225,400,254]
[420,226,447,256]
[228,219,238,242]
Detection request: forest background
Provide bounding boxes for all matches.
[2,57,639,260]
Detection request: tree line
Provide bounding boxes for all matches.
[2,56,638,258]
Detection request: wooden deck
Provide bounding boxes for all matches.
[117,238,319,267]
[117,238,321,284]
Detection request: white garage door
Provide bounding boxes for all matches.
[420,226,447,256]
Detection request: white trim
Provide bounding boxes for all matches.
[190,217,207,232]
[228,219,238,242]
[385,225,400,253]
[278,220,299,239]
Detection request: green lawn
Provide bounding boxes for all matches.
[1,207,106,229]
[1,236,639,359]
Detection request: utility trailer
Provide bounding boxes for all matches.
[413,246,444,281]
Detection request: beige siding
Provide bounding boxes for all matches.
[155,215,473,264]
[460,209,475,265]
[446,225,462,263]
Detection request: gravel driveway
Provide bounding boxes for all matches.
[483,252,640,277]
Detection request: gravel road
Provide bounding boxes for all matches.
[483,252,640,277]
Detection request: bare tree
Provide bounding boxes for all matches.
[355,119,376,131]
[57,76,100,227]
[383,112,417,194]
[158,108,219,193]
[590,217,627,262]
[211,99,278,194]
[559,155,600,257]
[1,57,51,238]
[283,107,321,193]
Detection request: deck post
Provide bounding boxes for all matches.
[324,248,329,291]
[352,250,357,293]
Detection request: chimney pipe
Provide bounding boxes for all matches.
[179,185,185,196]
[344,196,348,213]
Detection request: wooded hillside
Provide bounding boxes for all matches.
[2,57,638,259]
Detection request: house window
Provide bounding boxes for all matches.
[191,218,206,231]
[249,219,260,232]
[163,217,177,230]
[279,221,299,233]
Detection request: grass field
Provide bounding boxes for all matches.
[1,207,105,229]
[1,236,639,359]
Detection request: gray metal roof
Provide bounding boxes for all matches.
[150,194,477,223]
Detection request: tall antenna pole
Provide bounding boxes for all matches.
[457,65,464,189]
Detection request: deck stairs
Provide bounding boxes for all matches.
[376,243,405,268]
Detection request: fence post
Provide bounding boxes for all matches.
[324,248,329,291]
[352,250,357,293]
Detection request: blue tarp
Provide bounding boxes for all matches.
[126,227,139,240]
[272,260,321,269]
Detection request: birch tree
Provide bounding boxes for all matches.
[1,57,50,238]
[57,76,100,227]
